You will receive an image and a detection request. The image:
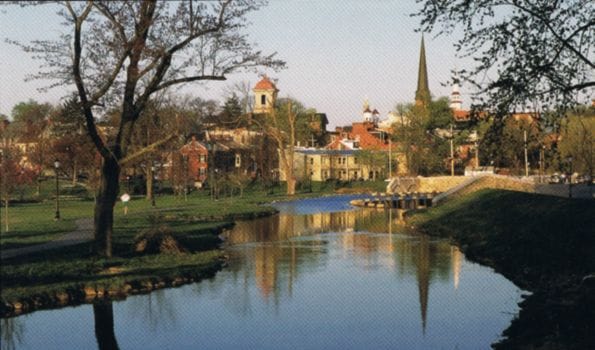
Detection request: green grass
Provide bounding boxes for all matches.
[409,189,595,285]
[0,200,93,249]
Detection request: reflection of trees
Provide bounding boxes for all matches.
[223,208,464,333]
[125,289,177,332]
[1,317,24,350]
[93,301,120,350]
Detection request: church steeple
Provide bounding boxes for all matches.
[415,35,431,107]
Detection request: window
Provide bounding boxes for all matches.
[261,94,266,105]
[310,158,314,165]
[199,168,206,176]
[354,157,358,164]
[235,154,241,167]
[199,155,206,163]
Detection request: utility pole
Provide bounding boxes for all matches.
[0,149,3,234]
[450,124,455,176]
[474,131,479,168]
[524,130,529,177]
[539,146,545,182]
[388,137,392,179]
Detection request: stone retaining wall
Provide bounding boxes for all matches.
[418,176,468,193]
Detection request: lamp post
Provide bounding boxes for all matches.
[567,156,573,198]
[449,124,455,176]
[126,175,131,193]
[54,159,61,220]
[0,149,4,234]
[214,168,219,200]
[182,154,188,202]
[269,169,275,195]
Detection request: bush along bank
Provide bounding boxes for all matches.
[1,206,279,318]
[408,189,595,349]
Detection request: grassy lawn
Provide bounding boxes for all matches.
[1,178,379,250]
[0,200,94,250]
[408,189,595,283]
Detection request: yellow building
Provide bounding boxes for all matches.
[280,148,391,182]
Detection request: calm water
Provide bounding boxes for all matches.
[1,195,522,350]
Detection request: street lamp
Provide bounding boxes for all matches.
[182,154,188,202]
[0,149,4,233]
[54,159,61,220]
[567,156,573,198]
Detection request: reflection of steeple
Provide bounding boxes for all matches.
[451,246,462,290]
[416,236,430,334]
[415,35,431,108]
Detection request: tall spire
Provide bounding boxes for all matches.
[415,35,431,107]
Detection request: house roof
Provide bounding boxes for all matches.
[453,109,471,122]
[296,149,359,156]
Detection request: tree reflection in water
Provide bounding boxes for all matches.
[1,317,24,350]
[93,301,120,350]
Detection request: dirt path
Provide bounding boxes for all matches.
[0,218,94,260]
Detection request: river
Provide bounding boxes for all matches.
[1,195,522,350]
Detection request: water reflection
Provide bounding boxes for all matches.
[93,302,119,350]
[222,208,463,333]
[1,318,24,350]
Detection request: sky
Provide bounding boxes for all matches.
[0,1,471,128]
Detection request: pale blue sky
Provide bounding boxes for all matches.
[0,1,470,127]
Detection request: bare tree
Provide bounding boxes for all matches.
[8,1,284,257]
[415,0,594,114]
[253,100,298,195]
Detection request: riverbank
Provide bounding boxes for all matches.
[408,189,595,349]
[0,190,286,317]
[1,183,380,317]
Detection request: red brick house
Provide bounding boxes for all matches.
[180,136,209,186]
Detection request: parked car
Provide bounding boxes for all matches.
[548,173,562,184]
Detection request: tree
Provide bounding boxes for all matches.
[415,0,595,113]
[253,98,299,195]
[50,96,97,186]
[392,101,452,175]
[0,146,35,232]
[9,100,53,196]
[479,116,541,173]
[219,93,245,127]
[354,149,386,180]
[558,109,594,177]
[9,1,284,257]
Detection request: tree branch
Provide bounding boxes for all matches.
[66,0,111,159]
[119,133,177,166]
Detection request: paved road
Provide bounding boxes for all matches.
[0,218,94,260]
[534,183,594,199]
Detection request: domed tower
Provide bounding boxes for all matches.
[253,76,279,114]
[372,109,380,124]
[362,98,373,122]
[450,74,463,110]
